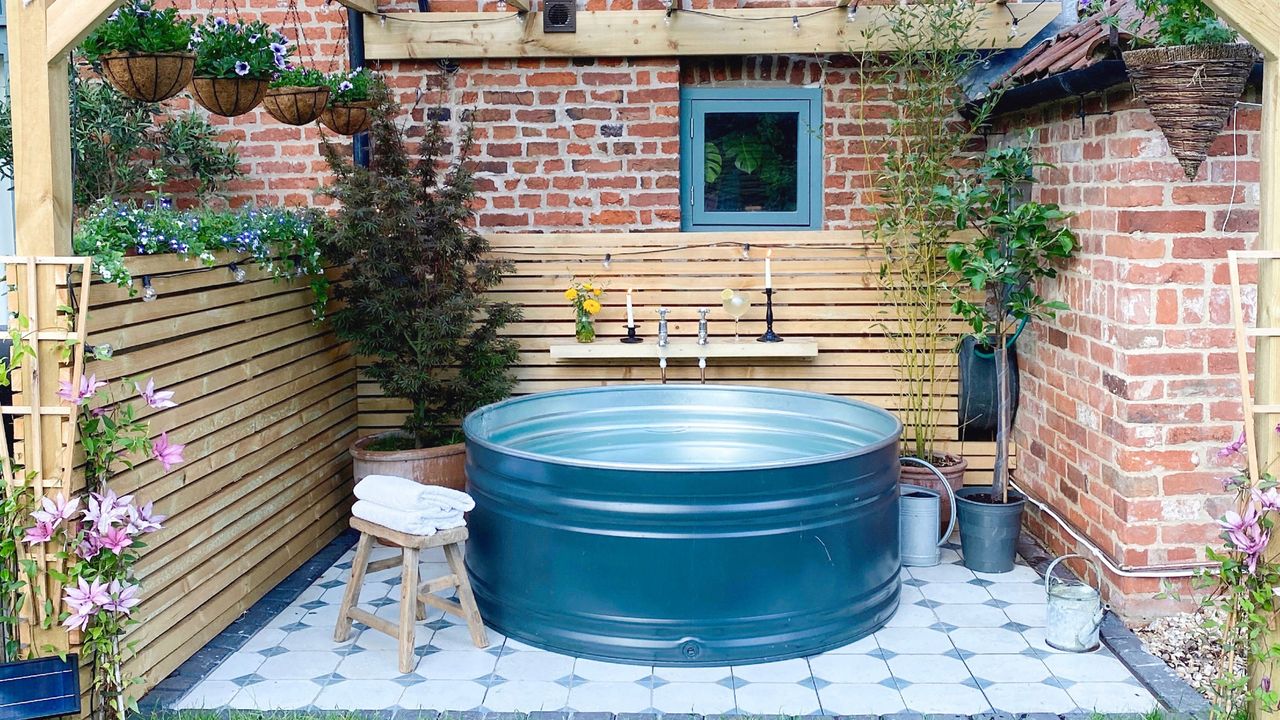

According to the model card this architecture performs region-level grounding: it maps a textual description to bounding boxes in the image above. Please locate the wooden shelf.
[549,337,819,362]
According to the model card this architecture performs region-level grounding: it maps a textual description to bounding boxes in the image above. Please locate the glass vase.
[575,310,596,343]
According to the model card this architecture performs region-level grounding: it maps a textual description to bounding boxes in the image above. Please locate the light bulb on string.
[792,14,800,32]
[142,276,157,303]
[1008,19,1019,38]
[845,4,856,22]
[741,243,751,260]
[602,252,612,270]
[87,344,114,361]
[229,262,248,283]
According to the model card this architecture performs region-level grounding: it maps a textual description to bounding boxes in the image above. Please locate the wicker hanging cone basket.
[320,101,375,135]
[263,85,331,126]
[189,76,268,118]
[98,51,196,103]
[1122,43,1260,180]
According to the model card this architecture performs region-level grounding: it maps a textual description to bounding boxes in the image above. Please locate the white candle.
[626,289,635,327]
[764,249,773,290]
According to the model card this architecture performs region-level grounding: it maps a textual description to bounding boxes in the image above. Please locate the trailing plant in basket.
[319,85,522,450]
[270,66,329,89]
[327,67,376,104]
[80,0,194,61]
[1130,0,1238,46]
[939,140,1077,504]
[192,17,291,79]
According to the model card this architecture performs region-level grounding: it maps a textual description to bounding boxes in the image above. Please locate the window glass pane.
[702,111,798,214]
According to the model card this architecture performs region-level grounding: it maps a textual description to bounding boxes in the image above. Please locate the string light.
[664,0,676,25]
[741,242,751,259]
[845,2,857,22]
[1008,18,1019,38]
[86,344,114,360]
[791,14,800,31]
[229,262,248,283]
[602,252,612,269]
[141,276,157,303]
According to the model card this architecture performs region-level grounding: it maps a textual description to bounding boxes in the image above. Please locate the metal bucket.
[898,457,956,567]
[1045,553,1104,652]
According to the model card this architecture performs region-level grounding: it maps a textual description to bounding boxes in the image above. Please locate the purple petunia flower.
[270,41,288,55]
[234,61,251,77]
[213,16,228,28]
[273,53,288,70]
[338,80,354,93]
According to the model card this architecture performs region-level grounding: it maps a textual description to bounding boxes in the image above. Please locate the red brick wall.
[994,84,1261,618]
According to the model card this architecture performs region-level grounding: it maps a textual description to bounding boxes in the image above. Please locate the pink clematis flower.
[31,494,80,527]
[1253,487,1280,512]
[136,378,177,409]
[22,521,54,545]
[56,374,107,406]
[103,580,141,615]
[1219,431,1247,458]
[99,525,133,555]
[1221,506,1260,535]
[62,606,93,632]
[1222,506,1270,573]
[151,433,184,471]
[63,578,110,614]
[125,502,165,535]
[84,490,132,532]
[76,535,102,561]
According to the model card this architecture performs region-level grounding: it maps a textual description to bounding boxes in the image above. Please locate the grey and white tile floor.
[173,542,1160,715]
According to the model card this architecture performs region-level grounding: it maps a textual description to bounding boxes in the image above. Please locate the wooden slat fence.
[358,230,1001,480]
[84,253,359,694]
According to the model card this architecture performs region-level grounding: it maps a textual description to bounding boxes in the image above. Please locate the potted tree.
[263,66,331,126]
[189,16,291,117]
[1120,0,1259,179]
[320,68,377,136]
[319,84,522,491]
[939,142,1078,573]
[82,0,195,103]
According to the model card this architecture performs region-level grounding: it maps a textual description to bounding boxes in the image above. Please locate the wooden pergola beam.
[45,0,125,62]
[361,2,1061,60]
[502,0,531,14]
[332,0,379,15]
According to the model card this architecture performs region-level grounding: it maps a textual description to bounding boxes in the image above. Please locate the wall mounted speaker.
[543,0,576,33]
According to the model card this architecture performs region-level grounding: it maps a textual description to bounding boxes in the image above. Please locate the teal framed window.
[679,87,823,231]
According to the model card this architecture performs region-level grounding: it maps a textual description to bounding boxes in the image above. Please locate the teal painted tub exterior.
[461,384,902,666]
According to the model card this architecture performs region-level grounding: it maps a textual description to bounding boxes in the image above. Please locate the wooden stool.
[334,517,489,673]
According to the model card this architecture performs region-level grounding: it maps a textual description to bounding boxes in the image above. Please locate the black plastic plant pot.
[955,486,1026,573]
[0,654,81,720]
[958,335,1019,442]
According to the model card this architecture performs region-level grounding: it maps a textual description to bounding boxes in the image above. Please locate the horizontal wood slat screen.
[357,231,1003,482]
[84,253,360,696]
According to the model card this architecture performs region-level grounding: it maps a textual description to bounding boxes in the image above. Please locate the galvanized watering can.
[1045,553,1104,652]
[898,457,956,567]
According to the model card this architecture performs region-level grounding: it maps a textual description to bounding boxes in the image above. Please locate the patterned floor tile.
[1045,652,1139,683]
[950,627,1031,654]
[809,653,893,685]
[974,564,1043,583]
[492,650,576,681]
[240,628,289,652]
[920,582,993,604]
[1003,603,1049,627]
[207,653,266,681]
[730,658,813,683]
[651,665,734,683]
[255,650,342,680]
[567,680,653,712]
[888,654,973,685]
[336,650,412,679]
[822,636,879,655]
[883,602,937,627]
[573,658,652,682]
[416,649,500,680]
[733,681,822,715]
[398,679,487,710]
[900,683,991,713]
[650,681,737,714]
[1067,681,1159,713]
[353,628,403,652]
[985,682,1077,713]
[933,603,1013,628]
[965,653,1053,684]
[481,679,570,712]
[230,679,323,709]
[907,563,978,583]
[280,626,353,653]
[175,680,242,709]
[817,682,906,715]
[314,679,406,709]
[988,582,1049,604]
[431,623,501,652]
[873,626,954,654]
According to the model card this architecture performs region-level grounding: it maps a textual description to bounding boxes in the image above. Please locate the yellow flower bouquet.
[566,280,605,343]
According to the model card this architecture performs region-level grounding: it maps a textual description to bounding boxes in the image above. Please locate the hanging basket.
[98,51,195,103]
[320,101,375,135]
[1122,43,1260,180]
[263,85,331,126]
[189,76,268,118]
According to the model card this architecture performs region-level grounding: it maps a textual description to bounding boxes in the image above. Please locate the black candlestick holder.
[758,288,783,343]
[620,324,643,343]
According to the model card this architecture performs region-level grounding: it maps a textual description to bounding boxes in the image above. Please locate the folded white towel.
[354,475,476,514]
[352,500,465,536]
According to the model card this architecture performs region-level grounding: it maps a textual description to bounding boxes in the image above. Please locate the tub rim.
[462,383,903,473]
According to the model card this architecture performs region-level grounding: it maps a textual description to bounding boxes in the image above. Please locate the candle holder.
[620,324,643,343]
[757,288,783,343]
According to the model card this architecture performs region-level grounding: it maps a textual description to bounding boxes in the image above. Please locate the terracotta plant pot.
[98,51,195,103]
[189,76,268,118]
[350,432,467,491]
[899,453,968,536]
[263,85,331,126]
[1122,43,1260,180]
[321,101,375,136]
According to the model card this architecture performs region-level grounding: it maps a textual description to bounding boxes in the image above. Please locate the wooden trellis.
[1,257,92,655]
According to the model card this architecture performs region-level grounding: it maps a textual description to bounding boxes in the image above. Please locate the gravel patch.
[1133,608,1241,702]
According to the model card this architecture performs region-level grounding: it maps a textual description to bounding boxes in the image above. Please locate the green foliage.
[270,66,330,89]
[859,0,1002,460]
[1133,0,1238,46]
[319,84,522,448]
[193,16,291,79]
[327,68,378,104]
[74,201,330,317]
[0,76,241,209]
[80,0,194,61]
[940,140,1077,500]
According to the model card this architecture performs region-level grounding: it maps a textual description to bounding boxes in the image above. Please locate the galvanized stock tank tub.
[461,384,903,666]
